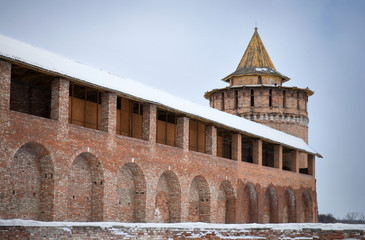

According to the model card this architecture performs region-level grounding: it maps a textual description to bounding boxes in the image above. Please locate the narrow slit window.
[305,95,307,111]
[250,89,254,107]
[221,92,225,110]
[297,92,300,110]
[234,90,239,109]
[269,89,272,107]
[283,90,286,108]
[258,76,262,84]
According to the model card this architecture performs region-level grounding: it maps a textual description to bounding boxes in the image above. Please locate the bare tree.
[345,212,359,222]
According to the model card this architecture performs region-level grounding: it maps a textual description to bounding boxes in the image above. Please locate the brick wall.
[0,223,364,240]
[210,87,309,142]
[0,59,317,224]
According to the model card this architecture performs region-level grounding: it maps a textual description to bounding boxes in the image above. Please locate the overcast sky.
[1,0,364,219]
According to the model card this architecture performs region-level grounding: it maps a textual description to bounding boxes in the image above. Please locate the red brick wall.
[210,87,309,142]
[0,59,317,224]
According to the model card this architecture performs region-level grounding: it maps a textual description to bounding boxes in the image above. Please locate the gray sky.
[1,0,364,219]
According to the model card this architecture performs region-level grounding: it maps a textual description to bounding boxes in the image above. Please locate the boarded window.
[10,64,52,118]
[116,97,143,139]
[156,109,176,146]
[217,129,232,159]
[189,119,206,153]
[69,83,101,130]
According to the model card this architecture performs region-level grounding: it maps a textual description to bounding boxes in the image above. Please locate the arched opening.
[217,180,236,223]
[9,142,54,220]
[68,152,104,222]
[241,183,258,223]
[263,186,278,223]
[283,189,296,223]
[117,162,146,222]
[154,170,181,223]
[301,191,313,222]
[188,175,210,222]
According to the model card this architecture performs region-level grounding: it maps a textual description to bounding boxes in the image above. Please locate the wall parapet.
[0,220,364,240]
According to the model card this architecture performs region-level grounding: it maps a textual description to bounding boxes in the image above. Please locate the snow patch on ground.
[62,227,72,234]
[1,219,364,231]
[108,227,134,237]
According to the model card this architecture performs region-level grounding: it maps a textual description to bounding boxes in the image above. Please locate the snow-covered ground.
[1,219,364,231]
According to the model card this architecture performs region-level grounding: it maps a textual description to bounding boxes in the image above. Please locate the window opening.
[69,83,101,130]
[262,142,274,167]
[116,96,143,139]
[210,95,214,108]
[242,136,254,163]
[269,89,272,107]
[305,95,307,111]
[283,90,286,108]
[156,109,177,146]
[258,76,262,84]
[10,64,52,119]
[250,89,255,107]
[221,92,225,110]
[235,90,239,109]
[189,119,206,153]
[282,148,296,172]
[217,129,232,159]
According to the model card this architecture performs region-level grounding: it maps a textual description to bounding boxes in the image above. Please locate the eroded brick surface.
[0,226,364,240]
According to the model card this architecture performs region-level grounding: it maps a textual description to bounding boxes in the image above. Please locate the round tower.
[205,27,313,143]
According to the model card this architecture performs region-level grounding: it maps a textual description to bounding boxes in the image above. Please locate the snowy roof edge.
[0,34,321,157]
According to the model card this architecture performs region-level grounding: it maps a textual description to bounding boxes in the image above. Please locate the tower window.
[297,92,300,110]
[235,90,239,109]
[258,76,262,84]
[283,90,286,108]
[250,89,254,107]
[269,89,272,107]
[221,92,225,110]
[305,95,307,111]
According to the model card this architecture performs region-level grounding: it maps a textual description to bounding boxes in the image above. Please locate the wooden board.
[157,120,166,144]
[71,97,85,126]
[217,135,223,157]
[120,98,130,136]
[132,113,143,139]
[85,101,97,129]
[197,122,206,153]
[166,122,176,146]
[189,120,198,151]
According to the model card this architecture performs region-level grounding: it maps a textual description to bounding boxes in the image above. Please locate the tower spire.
[236,28,275,71]
[222,28,289,83]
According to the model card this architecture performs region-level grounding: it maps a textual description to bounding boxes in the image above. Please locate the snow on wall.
[0,34,320,157]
